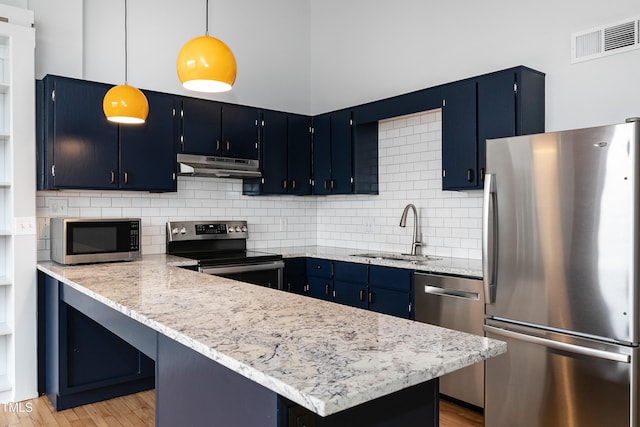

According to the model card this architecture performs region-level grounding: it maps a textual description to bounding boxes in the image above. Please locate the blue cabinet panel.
[119,90,177,192]
[46,77,119,189]
[330,110,353,194]
[221,103,259,159]
[180,97,222,155]
[287,113,312,195]
[307,276,333,301]
[307,258,333,279]
[369,286,411,319]
[312,114,332,195]
[442,80,478,190]
[333,261,368,283]
[369,265,413,292]
[260,110,288,194]
[334,280,368,309]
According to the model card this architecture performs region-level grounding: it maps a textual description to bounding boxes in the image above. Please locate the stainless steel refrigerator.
[483,120,640,427]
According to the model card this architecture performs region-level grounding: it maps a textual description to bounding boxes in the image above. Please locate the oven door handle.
[199,260,285,275]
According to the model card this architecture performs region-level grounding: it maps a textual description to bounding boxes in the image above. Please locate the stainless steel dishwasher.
[414,272,485,408]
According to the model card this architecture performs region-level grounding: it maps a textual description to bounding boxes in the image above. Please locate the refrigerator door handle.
[482,173,497,303]
[483,325,631,363]
[423,285,480,301]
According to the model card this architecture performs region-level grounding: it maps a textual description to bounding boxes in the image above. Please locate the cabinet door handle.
[110,171,116,184]
[287,283,291,292]
[467,169,474,182]
[324,180,328,190]
[216,140,221,151]
[283,179,288,190]
[314,264,322,270]
[291,180,296,190]
[325,283,330,295]
[480,168,485,182]
[359,290,365,302]
[226,141,230,151]
[368,291,374,304]
[123,171,129,184]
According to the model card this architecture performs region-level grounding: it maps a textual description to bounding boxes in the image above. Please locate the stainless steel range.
[166,220,284,289]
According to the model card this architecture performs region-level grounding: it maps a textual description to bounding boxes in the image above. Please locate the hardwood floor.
[0,391,482,426]
[440,399,484,427]
[0,390,155,427]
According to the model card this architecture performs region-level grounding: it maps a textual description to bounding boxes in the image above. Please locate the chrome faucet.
[399,203,421,255]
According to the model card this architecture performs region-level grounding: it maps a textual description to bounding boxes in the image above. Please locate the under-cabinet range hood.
[177,153,261,179]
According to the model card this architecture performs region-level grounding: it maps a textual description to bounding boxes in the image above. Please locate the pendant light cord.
[205,0,210,36]
[124,0,129,84]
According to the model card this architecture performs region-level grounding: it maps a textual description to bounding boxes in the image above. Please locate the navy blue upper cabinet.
[37,75,177,192]
[442,80,478,190]
[442,66,545,191]
[312,110,378,196]
[242,111,311,196]
[180,98,259,159]
[119,90,178,192]
[180,97,222,155]
[221,104,259,159]
[39,76,118,190]
[287,114,312,195]
[311,113,333,195]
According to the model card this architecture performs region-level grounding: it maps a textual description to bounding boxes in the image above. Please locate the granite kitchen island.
[37,255,505,426]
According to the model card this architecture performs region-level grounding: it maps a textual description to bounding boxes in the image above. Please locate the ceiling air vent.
[571,16,639,63]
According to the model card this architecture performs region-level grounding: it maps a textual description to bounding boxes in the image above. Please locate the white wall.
[309,0,640,130]
[28,0,312,114]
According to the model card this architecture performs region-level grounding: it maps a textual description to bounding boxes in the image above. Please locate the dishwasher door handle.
[423,285,480,301]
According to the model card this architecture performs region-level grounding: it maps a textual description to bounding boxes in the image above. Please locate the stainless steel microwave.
[50,218,141,265]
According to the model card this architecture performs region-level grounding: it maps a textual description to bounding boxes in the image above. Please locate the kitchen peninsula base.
[40,274,438,426]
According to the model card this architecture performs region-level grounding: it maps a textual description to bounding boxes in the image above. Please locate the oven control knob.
[180,227,186,234]
[241,225,247,232]
[228,226,235,233]
[235,226,242,232]
[172,227,179,235]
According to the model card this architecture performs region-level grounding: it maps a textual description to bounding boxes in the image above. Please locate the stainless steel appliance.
[166,220,284,289]
[483,120,640,427]
[414,273,484,408]
[177,153,261,179]
[50,217,141,265]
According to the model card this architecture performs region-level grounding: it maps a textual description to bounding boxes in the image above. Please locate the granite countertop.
[38,254,503,417]
[272,245,483,278]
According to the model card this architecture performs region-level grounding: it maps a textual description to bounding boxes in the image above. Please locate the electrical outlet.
[37,217,50,239]
[49,199,67,216]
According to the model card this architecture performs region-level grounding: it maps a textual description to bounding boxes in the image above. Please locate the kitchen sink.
[350,252,441,264]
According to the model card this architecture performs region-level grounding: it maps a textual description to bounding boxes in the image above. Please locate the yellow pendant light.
[176,0,237,93]
[103,0,149,124]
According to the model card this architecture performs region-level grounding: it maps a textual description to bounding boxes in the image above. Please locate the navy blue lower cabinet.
[307,275,333,301]
[38,272,154,410]
[334,280,368,309]
[283,257,307,294]
[368,265,414,319]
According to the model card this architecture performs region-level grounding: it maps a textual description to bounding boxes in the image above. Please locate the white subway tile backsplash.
[36,109,482,262]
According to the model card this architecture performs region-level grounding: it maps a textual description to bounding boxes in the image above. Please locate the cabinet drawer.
[333,261,368,283]
[369,265,413,292]
[306,258,332,278]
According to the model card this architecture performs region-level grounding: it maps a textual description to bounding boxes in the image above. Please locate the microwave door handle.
[482,173,497,303]
[483,325,630,363]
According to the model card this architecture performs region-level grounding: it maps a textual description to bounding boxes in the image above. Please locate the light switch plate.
[14,217,36,235]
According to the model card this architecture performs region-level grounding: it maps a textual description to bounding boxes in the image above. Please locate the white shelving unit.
[0,4,36,403]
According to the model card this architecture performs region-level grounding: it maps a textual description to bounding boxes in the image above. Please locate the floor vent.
[571,16,639,63]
